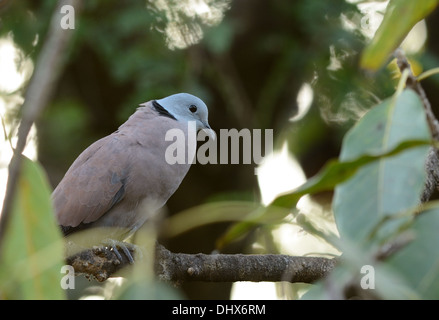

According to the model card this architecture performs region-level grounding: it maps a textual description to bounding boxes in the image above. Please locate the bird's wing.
[52,134,131,228]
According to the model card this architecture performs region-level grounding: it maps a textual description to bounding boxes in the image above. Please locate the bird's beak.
[201,122,216,140]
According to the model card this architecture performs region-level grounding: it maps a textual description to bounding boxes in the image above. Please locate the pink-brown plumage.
[52,94,210,246]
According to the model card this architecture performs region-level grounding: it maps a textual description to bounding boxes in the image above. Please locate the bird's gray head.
[155,93,211,132]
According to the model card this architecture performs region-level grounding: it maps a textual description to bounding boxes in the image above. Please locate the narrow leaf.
[361,0,439,71]
[271,139,429,209]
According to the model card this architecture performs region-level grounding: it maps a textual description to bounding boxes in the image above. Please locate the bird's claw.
[103,239,140,264]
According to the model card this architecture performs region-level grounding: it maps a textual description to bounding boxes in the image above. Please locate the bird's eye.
[189,105,197,113]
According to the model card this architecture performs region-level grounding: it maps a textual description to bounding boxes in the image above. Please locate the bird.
[52,93,212,263]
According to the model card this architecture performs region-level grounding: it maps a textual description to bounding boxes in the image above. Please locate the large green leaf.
[333,89,430,243]
[388,207,439,299]
[361,0,439,71]
[301,259,418,300]
[0,156,65,299]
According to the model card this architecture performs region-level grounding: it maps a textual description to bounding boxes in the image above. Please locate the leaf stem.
[395,68,410,98]
[417,67,439,82]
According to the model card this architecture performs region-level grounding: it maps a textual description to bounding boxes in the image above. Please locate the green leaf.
[388,208,439,299]
[333,89,430,243]
[217,89,430,249]
[115,279,183,300]
[217,138,430,249]
[302,253,419,299]
[164,201,261,239]
[0,156,65,299]
[360,0,439,71]
[271,139,429,210]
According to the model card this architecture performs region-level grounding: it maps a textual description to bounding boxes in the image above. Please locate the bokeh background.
[1,0,439,299]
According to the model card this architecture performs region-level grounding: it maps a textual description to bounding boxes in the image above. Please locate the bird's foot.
[102,239,141,264]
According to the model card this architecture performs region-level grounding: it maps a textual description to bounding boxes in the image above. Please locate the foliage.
[361,0,439,71]
[0,157,65,299]
[1,0,439,300]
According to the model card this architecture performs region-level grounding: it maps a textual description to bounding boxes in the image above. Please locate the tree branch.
[66,244,337,284]
[394,48,439,140]
[422,147,439,202]
[394,49,439,203]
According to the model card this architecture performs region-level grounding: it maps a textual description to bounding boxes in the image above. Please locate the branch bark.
[66,244,337,284]
[394,48,439,140]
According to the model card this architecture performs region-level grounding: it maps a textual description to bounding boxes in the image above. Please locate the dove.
[52,93,212,262]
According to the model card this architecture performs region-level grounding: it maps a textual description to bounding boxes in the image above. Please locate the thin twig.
[394,48,439,140]
[0,0,82,252]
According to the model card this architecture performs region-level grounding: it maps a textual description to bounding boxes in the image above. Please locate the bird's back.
[52,102,193,240]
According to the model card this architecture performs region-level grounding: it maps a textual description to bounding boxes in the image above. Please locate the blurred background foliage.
[1,0,439,299]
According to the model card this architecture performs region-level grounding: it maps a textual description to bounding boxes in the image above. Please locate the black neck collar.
[151,100,177,121]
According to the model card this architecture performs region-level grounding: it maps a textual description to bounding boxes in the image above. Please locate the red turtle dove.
[52,93,212,262]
